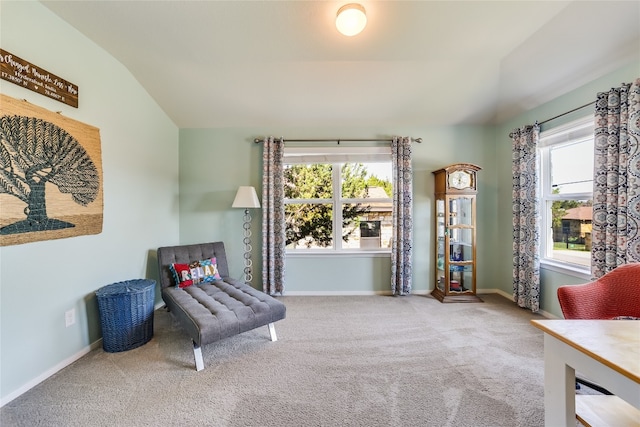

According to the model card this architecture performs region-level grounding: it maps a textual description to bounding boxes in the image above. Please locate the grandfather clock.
[432,163,482,303]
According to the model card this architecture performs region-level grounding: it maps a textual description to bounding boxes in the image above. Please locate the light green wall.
[178,62,639,308]
[495,60,640,318]
[0,2,180,403]
[178,125,500,294]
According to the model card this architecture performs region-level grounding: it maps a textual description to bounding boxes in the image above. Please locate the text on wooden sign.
[0,49,78,108]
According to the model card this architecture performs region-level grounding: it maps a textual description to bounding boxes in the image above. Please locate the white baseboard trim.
[3,301,166,407]
[478,288,510,298]
[283,290,394,296]
[283,289,505,297]
[1,338,102,408]
[479,288,557,319]
[537,309,558,319]
[282,290,434,296]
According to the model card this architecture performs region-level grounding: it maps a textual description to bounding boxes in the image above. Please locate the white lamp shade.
[232,186,261,208]
[336,3,367,36]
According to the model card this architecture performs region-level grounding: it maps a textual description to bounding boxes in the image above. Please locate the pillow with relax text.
[170,257,222,288]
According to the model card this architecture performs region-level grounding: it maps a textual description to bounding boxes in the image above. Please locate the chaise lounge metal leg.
[268,322,278,342]
[193,341,204,371]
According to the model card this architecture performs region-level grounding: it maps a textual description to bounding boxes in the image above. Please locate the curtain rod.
[538,100,596,125]
[253,137,422,144]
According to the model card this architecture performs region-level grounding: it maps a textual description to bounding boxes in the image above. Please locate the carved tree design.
[0,115,99,235]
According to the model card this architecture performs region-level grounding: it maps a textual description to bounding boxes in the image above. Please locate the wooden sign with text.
[0,49,78,108]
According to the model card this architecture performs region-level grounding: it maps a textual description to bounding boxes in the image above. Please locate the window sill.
[286,250,391,258]
[540,259,591,280]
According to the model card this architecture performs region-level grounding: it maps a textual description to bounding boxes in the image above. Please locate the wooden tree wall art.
[0,94,103,246]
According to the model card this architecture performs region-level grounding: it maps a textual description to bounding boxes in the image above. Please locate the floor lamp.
[232,186,261,283]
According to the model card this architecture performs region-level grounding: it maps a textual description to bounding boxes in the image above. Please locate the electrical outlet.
[65,308,75,327]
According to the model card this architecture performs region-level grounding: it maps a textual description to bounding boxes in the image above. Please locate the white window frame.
[539,116,593,279]
[283,146,392,256]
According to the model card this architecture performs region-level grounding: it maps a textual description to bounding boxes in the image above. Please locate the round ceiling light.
[335,3,367,36]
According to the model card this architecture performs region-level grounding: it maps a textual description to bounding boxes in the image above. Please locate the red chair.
[557,262,640,394]
[557,263,640,320]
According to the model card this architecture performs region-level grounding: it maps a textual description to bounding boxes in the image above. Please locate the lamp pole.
[242,208,253,282]
[232,186,261,283]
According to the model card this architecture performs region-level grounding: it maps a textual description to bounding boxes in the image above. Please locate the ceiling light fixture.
[336,3,367,36]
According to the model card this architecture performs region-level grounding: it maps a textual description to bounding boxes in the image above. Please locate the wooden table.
[531,319,640,427]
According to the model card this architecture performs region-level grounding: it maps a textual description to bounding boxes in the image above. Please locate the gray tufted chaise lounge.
[157,241,286,371]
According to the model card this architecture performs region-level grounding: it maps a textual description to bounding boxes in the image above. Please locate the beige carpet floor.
[1,293,595,426]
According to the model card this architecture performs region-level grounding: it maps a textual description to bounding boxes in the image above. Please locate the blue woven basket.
[96,279,155,353]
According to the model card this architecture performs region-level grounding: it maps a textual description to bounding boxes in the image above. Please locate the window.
[283,147,392,253]
[539,116,594,274]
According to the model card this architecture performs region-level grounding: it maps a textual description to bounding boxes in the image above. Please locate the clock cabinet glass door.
[435,195,477,299]
[435,197,446,293]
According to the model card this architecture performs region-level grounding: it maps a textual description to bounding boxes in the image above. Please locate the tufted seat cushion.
[161,276,286,347]
[157,242,286,368]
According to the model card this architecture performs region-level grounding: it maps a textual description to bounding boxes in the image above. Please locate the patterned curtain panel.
[261,136,286,295]
[391,136,413,295]
[510,124,541,312]
[592,79,640,278]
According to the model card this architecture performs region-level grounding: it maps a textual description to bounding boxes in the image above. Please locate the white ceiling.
[41,1,640,128]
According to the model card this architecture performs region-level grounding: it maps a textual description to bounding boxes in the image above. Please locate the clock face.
[448,170,472,189]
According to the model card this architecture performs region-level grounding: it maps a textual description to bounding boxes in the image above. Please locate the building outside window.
[283,147,392,253]
[539,116,594,274]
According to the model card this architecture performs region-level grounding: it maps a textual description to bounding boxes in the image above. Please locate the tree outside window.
[284,162,392,251]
